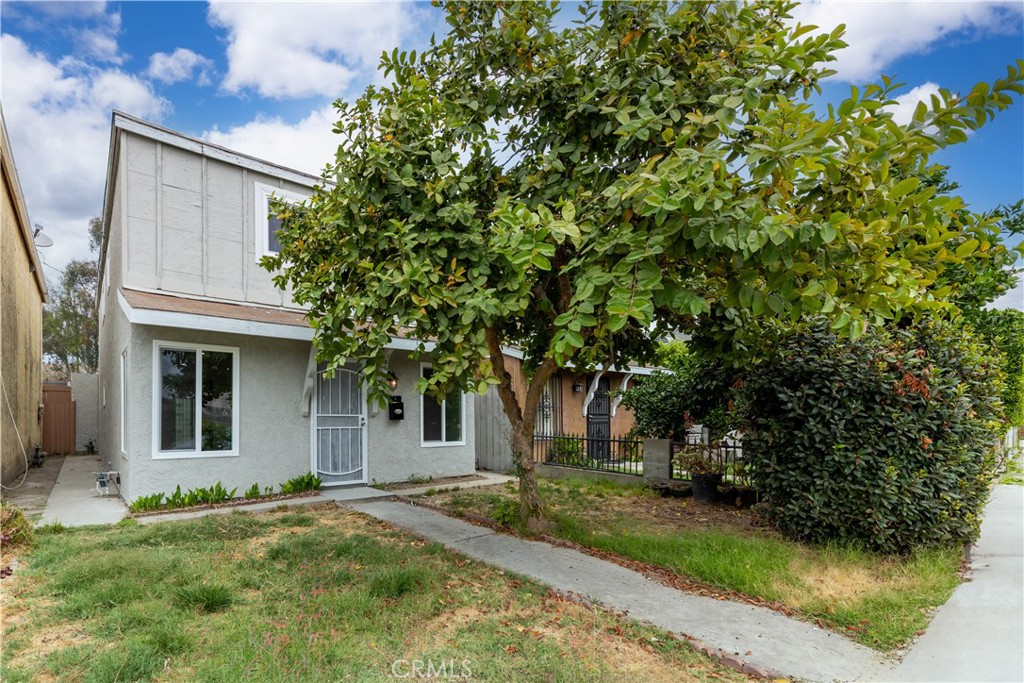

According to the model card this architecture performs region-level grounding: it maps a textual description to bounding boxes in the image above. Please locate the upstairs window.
[254,182,308,259]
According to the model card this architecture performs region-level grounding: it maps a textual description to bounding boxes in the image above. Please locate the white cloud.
[207,1,422,99]
[790,1,1023,82]
[0,34,167,271]
[147,48,215,86]
[883,82,942,126]
[990,272,1024,311]
[202,105,341,177]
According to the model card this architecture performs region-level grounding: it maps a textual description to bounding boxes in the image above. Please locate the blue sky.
[2,0,1022,308]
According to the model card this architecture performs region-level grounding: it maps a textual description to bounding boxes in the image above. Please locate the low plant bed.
[1,504,748,682]
[428,477,963,651]
[129,489,321,517]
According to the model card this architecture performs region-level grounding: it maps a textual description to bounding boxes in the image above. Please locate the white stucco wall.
[123,325,312,501]
[365,353,476,484]
[71,372,100,453]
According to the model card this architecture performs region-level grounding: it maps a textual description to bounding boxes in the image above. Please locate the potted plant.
[674,442,725,503]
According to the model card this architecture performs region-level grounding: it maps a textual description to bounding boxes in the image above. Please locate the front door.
[314,362,366,485]
[587,376,611,461]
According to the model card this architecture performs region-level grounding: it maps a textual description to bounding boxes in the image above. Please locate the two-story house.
[96,112,475,502]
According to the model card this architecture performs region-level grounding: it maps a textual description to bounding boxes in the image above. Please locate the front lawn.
[428,477,963,651]
[1,503,746,683]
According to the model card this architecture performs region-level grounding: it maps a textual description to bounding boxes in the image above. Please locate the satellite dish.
[32,223,54,248]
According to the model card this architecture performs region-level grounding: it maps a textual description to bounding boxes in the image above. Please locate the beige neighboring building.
[1,107,48,485]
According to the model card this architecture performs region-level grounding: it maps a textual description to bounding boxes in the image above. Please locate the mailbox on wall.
[388,396,405,420]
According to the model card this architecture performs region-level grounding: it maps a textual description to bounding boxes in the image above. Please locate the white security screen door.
[314,362,366,484]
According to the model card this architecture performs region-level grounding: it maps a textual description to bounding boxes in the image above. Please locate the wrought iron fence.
[670,436,749,486]
[537,433,644,476]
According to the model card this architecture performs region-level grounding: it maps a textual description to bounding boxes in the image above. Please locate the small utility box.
[388,397,405,420]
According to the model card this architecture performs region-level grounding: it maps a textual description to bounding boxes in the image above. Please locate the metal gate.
[313,363,366,485]
[42,383,76,455]
[586,376,611,460]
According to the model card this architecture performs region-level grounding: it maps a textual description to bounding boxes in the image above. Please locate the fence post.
[642,439,672,485]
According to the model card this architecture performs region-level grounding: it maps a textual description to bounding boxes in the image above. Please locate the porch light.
[386,371,399,391]
[572,381,584,393]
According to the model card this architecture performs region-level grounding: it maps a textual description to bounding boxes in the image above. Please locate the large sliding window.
[153,341,238,458]
[420,364,464,446]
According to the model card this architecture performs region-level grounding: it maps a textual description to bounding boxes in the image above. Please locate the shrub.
[0,501,32,549]
[129,493,165,513]
[491,498,521,528]
[546,436,585,465]
[620,352,737,441]
[737,319,1003,553]
[244,483,261,500]
[279,472,323,495]
[968,308,1024,426]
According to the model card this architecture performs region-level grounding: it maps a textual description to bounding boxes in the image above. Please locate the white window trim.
[151,340,240,460]
[120,348,128,459]
[419,363,466,448]
[254,182,309,262]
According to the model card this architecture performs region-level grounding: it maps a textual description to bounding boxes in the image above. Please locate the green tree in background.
[265,0,1023,519]
[43,218,101,379]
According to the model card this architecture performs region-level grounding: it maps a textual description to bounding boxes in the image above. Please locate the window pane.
[160,349,196,451]
[423,395,443,442]
[267,214,283,252]
[422,366,442,442]
[444,389,462,442]
[201,351,233,451]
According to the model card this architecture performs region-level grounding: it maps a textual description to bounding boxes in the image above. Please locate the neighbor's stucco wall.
[122,325,312,501]
[1,127,45,485]
[366,352,476,484]
[71,372,100,454]
[120,132,311,308]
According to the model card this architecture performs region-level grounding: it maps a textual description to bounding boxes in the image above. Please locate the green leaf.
[955,240,979,259]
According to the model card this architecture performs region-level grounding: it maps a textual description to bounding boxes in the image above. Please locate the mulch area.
[373,473,488,491]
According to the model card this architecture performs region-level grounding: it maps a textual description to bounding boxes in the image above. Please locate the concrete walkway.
[351,499,889,682]
[21,462,512,527]
[890,485,1024,683]
[38,455,128,527]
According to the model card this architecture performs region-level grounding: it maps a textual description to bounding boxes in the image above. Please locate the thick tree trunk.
[485,327,557,522]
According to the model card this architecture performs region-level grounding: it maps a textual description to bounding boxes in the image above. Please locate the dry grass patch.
[428,475,963,651]
[1,503,748,683]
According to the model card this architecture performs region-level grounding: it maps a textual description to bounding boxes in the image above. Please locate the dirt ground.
[1,455,64,521]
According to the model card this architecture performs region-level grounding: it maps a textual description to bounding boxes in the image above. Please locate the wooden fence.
[42,384,76,455]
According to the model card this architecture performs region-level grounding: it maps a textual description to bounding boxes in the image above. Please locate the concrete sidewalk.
[350,499,889,682]
[890,484,1024,683]
[37,455,129,527]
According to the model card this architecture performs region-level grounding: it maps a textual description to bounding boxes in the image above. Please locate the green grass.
[1000,449,1024,485]
[2,505,744,683]
[434,476,963,651]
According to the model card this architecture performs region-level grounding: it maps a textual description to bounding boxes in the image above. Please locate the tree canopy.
[265,0,1023,517]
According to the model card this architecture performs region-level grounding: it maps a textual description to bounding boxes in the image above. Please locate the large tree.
[43,217,102,379]
[265,0,1022,519]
